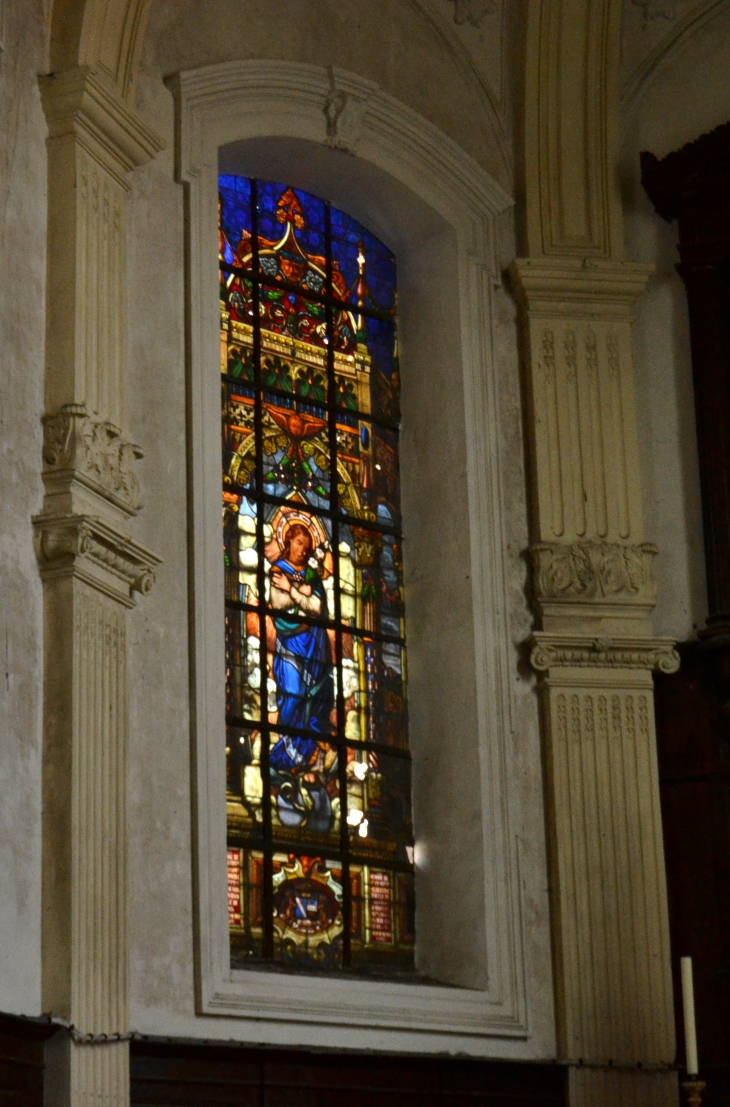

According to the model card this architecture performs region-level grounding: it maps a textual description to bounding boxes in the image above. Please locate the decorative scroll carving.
[449,0,496,26]
[530,633,680,674]
[531,540,658,603]
[43,403,143,513]
[33,513,161,606]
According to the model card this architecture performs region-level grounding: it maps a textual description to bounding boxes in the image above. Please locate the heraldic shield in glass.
[220,176,415,974]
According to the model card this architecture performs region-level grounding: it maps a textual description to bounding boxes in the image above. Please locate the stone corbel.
[43,403,144,515]
[530,632,680,675]
[33,513,161,607]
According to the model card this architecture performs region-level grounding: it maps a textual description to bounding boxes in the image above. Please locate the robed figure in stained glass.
[268,521,337,833]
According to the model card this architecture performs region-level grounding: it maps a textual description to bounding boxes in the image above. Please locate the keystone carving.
[323,80,370,154]
[43,403,143,513]
[531,540,658,604]
[33,514,161,606]
[530,634,680,674]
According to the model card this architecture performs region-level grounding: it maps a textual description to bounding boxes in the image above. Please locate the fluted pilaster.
[510,250,679,1106]
[37,65,163,1107]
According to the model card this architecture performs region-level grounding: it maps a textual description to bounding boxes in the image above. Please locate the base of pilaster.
[568,1066,678,1107]
[44,1034,129,1107]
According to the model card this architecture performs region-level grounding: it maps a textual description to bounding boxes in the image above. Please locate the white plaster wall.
[126,78,195,1027]
[127,0,552,1055]
[490,273,555,1052]
[0,0,49,1017]
[142,0,511,192]
[622,2,730,641]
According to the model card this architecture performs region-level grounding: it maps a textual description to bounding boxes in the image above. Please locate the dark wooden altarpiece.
[643,122,730,1104]
[0,1013,55,1106]
[129,1039,566,1107]
[0,1013,567,1106]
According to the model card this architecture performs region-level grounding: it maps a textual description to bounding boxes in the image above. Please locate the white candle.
[681,956,699,1076]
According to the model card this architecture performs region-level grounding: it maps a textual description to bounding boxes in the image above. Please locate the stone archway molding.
[175,58,526,1046]
[49,0,153,103]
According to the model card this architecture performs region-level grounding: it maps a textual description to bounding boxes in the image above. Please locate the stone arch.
[49,0,152,100]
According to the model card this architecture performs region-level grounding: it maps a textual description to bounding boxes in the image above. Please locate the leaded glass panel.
[221,176,414,974]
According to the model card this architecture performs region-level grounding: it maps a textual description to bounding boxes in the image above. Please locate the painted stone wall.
[622,1,730,641]
[0,0,49,1018]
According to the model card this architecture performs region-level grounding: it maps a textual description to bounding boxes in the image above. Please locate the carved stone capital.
[530,633,680,674]
[33,513,162,607]
[43,404,144,515]
[531,540,658,607]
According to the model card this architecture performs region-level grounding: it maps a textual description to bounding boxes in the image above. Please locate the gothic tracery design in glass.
[220,176,414,974]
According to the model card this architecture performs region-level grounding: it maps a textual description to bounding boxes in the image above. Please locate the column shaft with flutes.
[514,2,679,1102]
[36,66,163,1106]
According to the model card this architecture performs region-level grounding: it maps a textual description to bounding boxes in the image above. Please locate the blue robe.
[270,559,334,776]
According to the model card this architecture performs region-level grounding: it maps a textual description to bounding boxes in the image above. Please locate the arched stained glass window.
[220,177,414,974]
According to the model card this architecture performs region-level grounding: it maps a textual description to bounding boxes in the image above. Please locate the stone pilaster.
[37,66,163,1106]
[510,258,679,1106]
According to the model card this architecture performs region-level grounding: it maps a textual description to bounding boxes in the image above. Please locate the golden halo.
[272,507,328,552]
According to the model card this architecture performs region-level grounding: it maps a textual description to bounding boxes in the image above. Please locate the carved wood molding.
[43,403,144,515]
[33,513,161,607]
[531,540,658,605]
[530,632,680,674]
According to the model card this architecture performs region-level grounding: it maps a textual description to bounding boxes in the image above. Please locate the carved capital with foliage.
[43,404,144,514]
[531,540,658,607]
[33,513,161,607]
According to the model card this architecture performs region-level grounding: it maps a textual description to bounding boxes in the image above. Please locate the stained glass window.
[220,177,414,974]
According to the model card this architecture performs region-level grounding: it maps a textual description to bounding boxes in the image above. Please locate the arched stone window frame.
[174,59,527,1048]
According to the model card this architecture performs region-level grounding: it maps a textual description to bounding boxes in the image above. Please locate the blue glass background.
[256,180,326,263]
[331,207,396,315]
[219,175,252,259]
[363,317,397,381]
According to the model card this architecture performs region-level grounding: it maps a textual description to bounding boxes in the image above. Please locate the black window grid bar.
[223,480,404,538]
[223,600,406,648]
[222,374,402,434]
[220,260,397,323]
